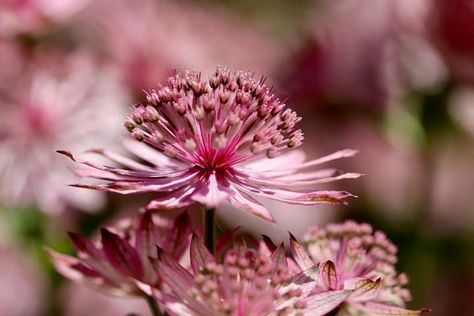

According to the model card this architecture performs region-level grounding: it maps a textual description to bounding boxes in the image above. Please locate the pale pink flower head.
[290,221,429,315]
[49,210,192,296]
[0,54,127,214]
[62,68,359,222]
[157,234,353,316]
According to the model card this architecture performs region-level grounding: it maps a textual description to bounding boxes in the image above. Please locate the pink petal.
[241,150,307,171]
[304,290,353,315]
[146,187,196,210]
[227,188,274,222]
[155,247,195,300]
[87,147,155,171]
[321,261,339,290]
[191,173,231,207]
[348,278,382,302]
[190,233,215,275]
[164,211,193,260]
[68,232,104,261]
[101,228,144,280]
[289,233,314,271]
[134,211,156,262]
[122,138,182,168]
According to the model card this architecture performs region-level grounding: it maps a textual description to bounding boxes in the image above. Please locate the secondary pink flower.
[290,221,430,315]
[49,210,192,296]
[156,234,354,316]
[0,54,126,214]
[61,68,359,222]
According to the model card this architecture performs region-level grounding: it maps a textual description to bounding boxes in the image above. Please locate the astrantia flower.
[290,221,430,315]
[48,211,192,296]
[0,55,126,213]
[156,234,352,316]
[61,68,359,221]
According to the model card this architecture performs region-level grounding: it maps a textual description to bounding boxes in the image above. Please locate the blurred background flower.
[0,0,473,315]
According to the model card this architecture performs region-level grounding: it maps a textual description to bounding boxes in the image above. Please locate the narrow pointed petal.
[216,226,240,255]
[101,228,144,280]
[155,247,195,298]
[164,211,193,260]
[228,188,274,222]
[270,243,288,272]
[321,261,339,290]
[304,289,353,315]
[348,278,382,302]
[68,232,103,260]
[190,233,216,274]
[289,233,313,271]
[135,211,156,262]
[191,173,230,207]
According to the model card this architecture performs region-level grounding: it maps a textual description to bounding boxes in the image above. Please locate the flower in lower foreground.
[156,233,359,316]
[290,221,430,315]
[48,210,192,296]
[60,68,360,222]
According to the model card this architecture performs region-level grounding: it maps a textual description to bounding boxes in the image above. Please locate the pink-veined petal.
[227,188,274,222]
[304,289,353,315]
[191,173,231,207]
[190,233,216,275]
[289,233,314,271]
[101,228,144,280]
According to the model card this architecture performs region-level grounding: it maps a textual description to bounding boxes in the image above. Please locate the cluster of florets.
[124,68,303,163]
[156,236,317,316]
[304,221,411,305]
[286,221,428,315]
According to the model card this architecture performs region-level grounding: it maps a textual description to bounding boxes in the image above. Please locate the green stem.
[144,294,165,316]
[204,207,216,255]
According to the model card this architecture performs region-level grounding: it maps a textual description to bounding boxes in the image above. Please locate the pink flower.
[0,54,127,213]
[156,233,354,316]
[49,210,192,296]
[290,221,430,315]
[61,68,359,222]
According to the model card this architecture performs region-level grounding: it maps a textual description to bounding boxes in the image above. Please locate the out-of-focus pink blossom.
[0,0,90,36]
[61,68,359,222]
[282,0,447,111]
[49,210,192,296]
[282,0,397,111]
[429,0,474,84]
[156,233,352,316]
[290,221,429,315]
[0,54,127,214]
[87,0,283,93]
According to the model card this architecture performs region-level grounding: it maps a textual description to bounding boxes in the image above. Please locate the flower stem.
[144,294,165,316]
[204,207,216,255]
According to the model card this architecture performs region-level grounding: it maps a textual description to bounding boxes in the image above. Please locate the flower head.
[290,221,430,315]
[157,234,350,316]
[48,211,192,296]
[61,68,359,222]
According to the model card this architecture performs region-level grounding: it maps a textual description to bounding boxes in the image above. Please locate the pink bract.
[60,68,360,222]
[290,220,430,315]
[48,211,192,297]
